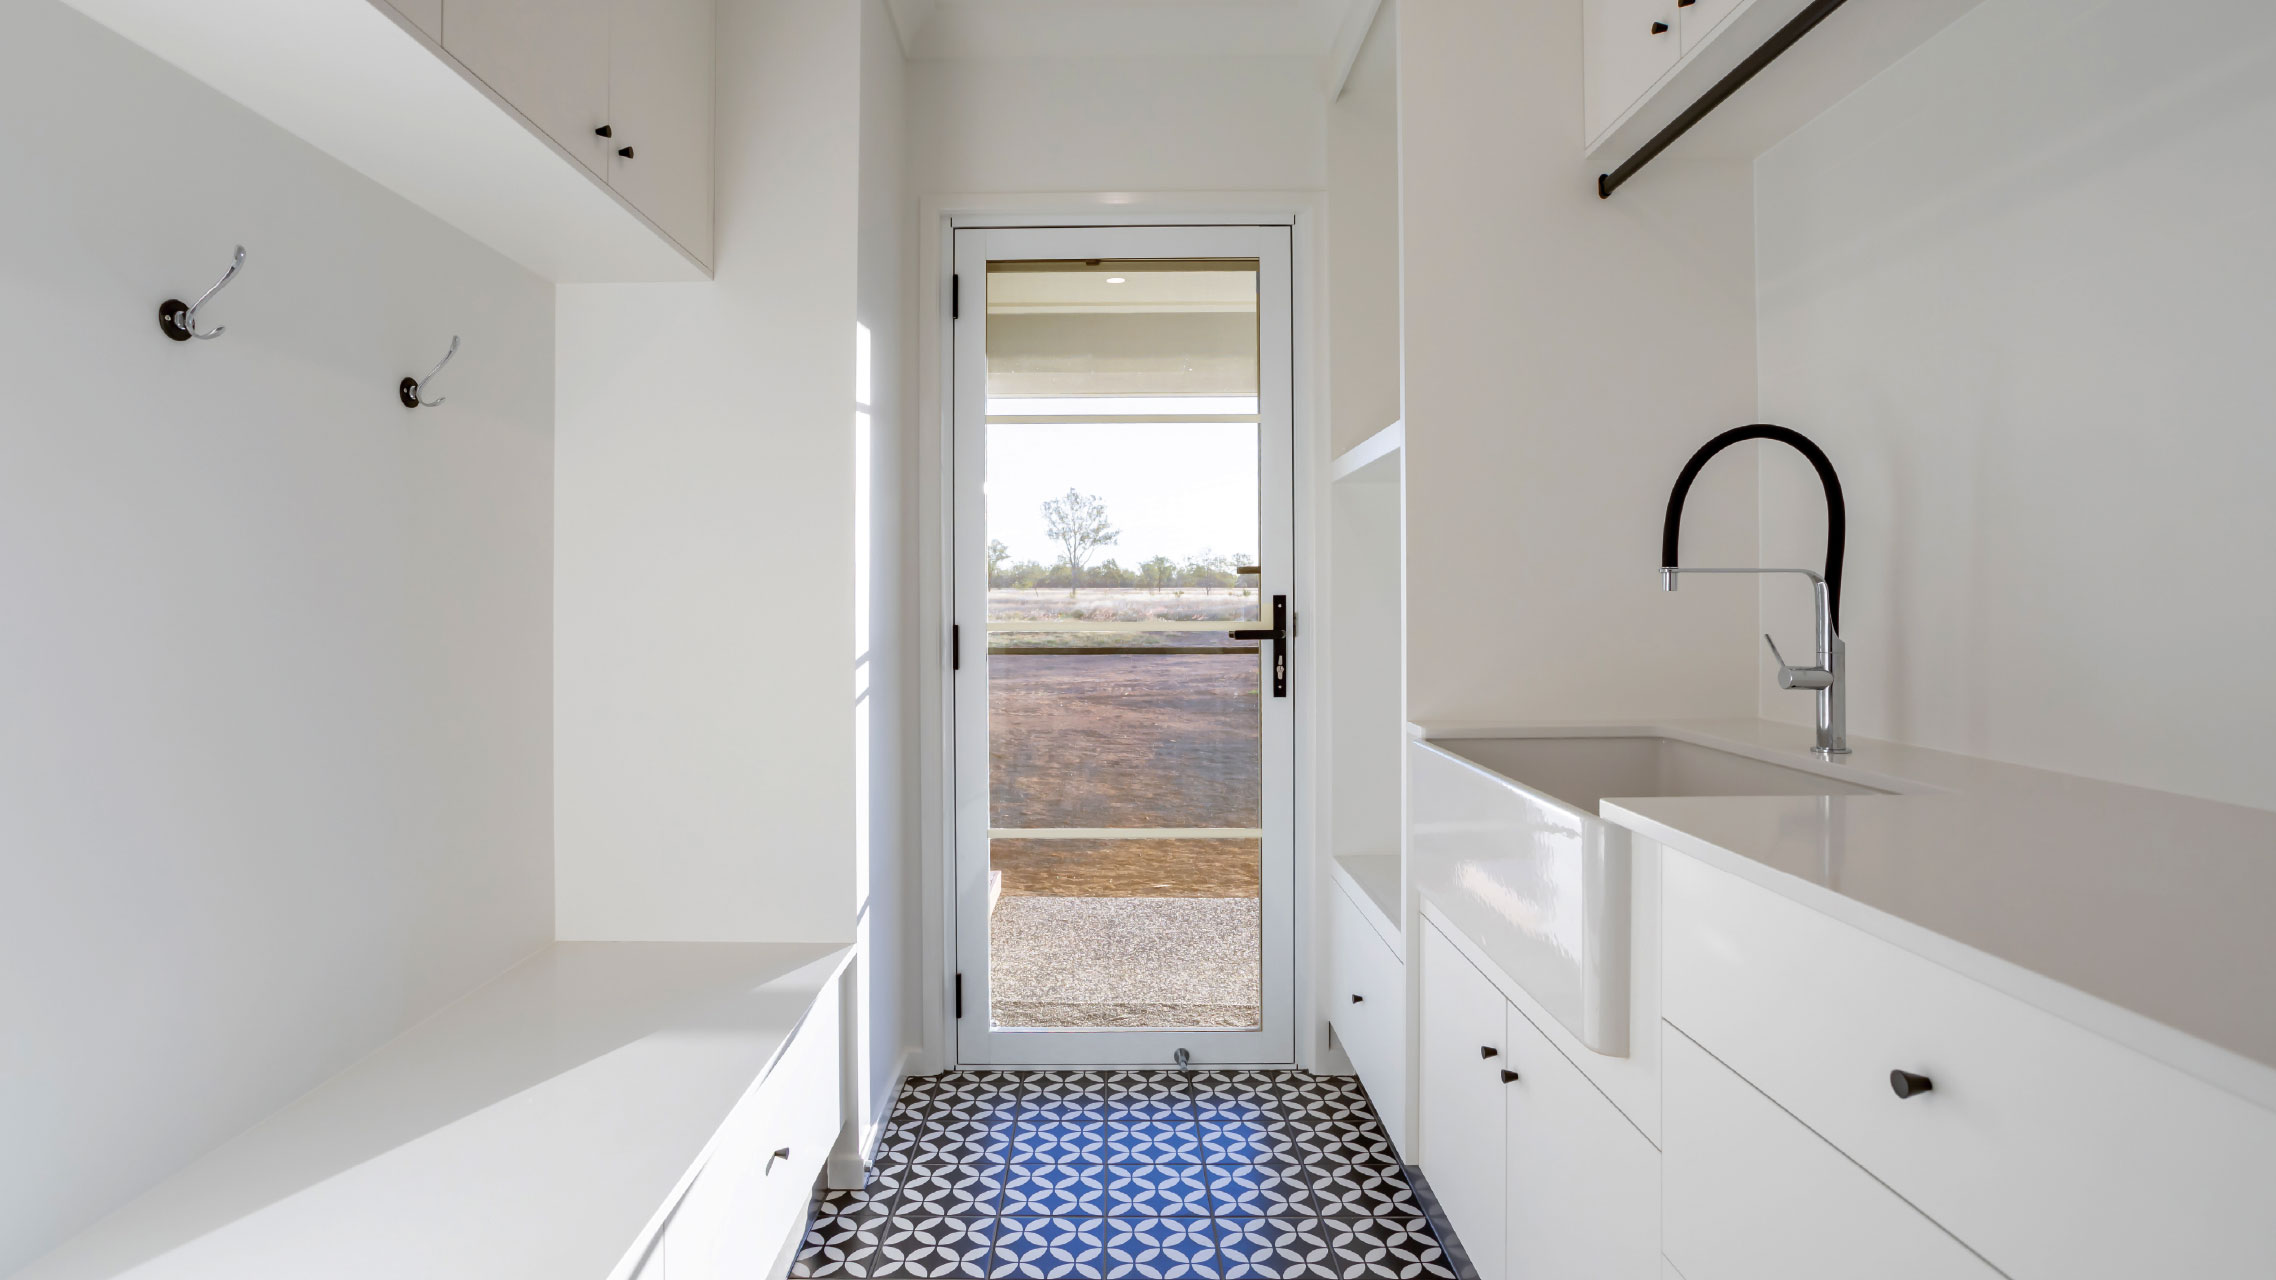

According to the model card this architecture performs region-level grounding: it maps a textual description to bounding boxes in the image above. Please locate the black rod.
[1598,0,1853,199]
[1662,424,1845,631]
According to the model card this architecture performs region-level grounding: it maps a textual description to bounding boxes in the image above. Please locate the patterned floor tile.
[1199,1119,1301,1164]
[1204,1163,1312,1217]
[992,1216,1108,1278]
[1105,1163,1213,1217]
[1215,1217,1342,1280]
[884,1214,998,1278]
[1106,1118,1205,1164]
[1104,1216,1222,1278]
[1011,1118,1109,1162]
[1326,1216,1456,1278]
[1002,1161,1109,1216]
[899,1162,1009,1215]
[791,1206,899,1277]
[795,1072,1448,1280]
[1308,1163,1419,1218]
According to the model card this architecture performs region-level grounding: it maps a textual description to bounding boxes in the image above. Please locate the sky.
[986,404,1259,569]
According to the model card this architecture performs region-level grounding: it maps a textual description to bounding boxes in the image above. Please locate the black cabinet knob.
[1480,1046,1499,1059]
[617,146,635,159]
[1677,0,1696,7]
[1651,21,1671,34]
[1890,1069,1934,1099]
[1500,1069,1521,1084]
[1351,993,1364,1004]
[595,124,613,138]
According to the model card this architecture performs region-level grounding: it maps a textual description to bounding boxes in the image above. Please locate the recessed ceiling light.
[1105,276,1126,284]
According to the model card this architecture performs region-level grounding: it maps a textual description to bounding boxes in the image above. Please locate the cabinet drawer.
[1329,880,1407,1150]
[1664,1025,1997,1280]
[1664,854,2276,1279]
[665,993,842,1280]
[1418,920,1508,1280]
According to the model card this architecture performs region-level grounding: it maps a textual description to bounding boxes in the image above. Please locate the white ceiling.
[887,0,1382,90]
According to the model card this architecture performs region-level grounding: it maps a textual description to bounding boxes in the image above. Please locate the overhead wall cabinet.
[1582,0,1992,178]
[62,0,715,281]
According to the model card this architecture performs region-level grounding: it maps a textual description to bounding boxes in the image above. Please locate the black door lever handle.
[1228,594,1289,697]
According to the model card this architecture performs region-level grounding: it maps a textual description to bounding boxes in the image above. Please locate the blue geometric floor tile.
[793,1071,1448,1280]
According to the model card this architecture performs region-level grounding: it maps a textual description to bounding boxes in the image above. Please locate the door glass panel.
[983,257,1263,1031]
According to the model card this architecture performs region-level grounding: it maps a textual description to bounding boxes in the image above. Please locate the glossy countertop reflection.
[1410,719,2276,1096]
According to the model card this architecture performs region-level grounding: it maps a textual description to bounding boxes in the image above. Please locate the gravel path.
[989,895,1261,1029]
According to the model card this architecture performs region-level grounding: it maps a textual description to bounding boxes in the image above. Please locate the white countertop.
[14,942,851,1280]
[1411,718,2276,1106]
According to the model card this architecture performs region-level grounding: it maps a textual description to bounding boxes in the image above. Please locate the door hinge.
[952,274,960,320]
[952,623,961,671]
[954,973,964,1019]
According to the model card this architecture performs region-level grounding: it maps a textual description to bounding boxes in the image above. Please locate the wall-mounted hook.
[400,335,459,408]
[160,245,245,341]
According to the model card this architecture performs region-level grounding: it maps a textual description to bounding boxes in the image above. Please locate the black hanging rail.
[1598,0,1853,200]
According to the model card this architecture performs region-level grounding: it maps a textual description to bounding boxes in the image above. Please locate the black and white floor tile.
[792,1070,1455,1279]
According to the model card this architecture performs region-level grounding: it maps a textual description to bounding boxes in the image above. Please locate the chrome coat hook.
[400,335,459,408]
[159,245,245,341]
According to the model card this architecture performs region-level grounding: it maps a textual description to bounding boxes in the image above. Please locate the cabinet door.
[444,0,611,175]
[1676,0,1747,52]
[1417,921,1508,1280]
[606,0,715,262]
[1583,0,1683,143]
[1503,1003,1657,1280]
[1328,882,1407,1153]
[1663,1026,1998,1280]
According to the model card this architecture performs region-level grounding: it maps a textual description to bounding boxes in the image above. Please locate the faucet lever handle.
[1764,633,1834,691]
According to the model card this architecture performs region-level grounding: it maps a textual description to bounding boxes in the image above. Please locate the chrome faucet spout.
[1660,426,1851,757]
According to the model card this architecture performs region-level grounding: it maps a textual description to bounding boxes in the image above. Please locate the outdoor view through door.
[954,224,1294,1065]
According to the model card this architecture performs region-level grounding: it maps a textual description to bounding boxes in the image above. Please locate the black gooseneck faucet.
[1661,425,1850,757]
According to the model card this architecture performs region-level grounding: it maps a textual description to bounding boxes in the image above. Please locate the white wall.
[1328,0,1401,456]
[554,0,865,941]
[1398,0,1760,725]
[855,0,917,1141]
[1755,0,2276,812]
[0,4,555,1271]
[907,54,1327,195]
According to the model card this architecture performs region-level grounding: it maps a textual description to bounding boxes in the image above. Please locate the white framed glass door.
[952,224,1295,1066]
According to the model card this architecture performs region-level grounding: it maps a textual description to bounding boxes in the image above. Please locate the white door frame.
[951,223,1295,1067]
[916,195,1328,1075]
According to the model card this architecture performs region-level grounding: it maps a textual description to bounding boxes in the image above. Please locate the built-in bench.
[17,943,851,1280]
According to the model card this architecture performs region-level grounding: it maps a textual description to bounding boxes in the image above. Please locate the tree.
[1140,555,1179,593]
[986,539,1011,588]
[1041,489,1119,597]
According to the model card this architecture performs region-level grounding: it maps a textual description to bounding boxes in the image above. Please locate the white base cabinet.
[1663,854,2276,1279]
[1418,919,1656,1280]
[1327,877,1408,1152]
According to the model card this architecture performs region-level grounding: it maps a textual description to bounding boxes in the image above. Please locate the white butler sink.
[1409,733,1885,1056]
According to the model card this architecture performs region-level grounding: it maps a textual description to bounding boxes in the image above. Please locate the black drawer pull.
[617,146,635,159]
[595,124,613,138]
[1500,1069,1521,1084]
[1889,1070,1934,1099]
[1651,21,1670,33]
[1480,1046,1499,1059]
